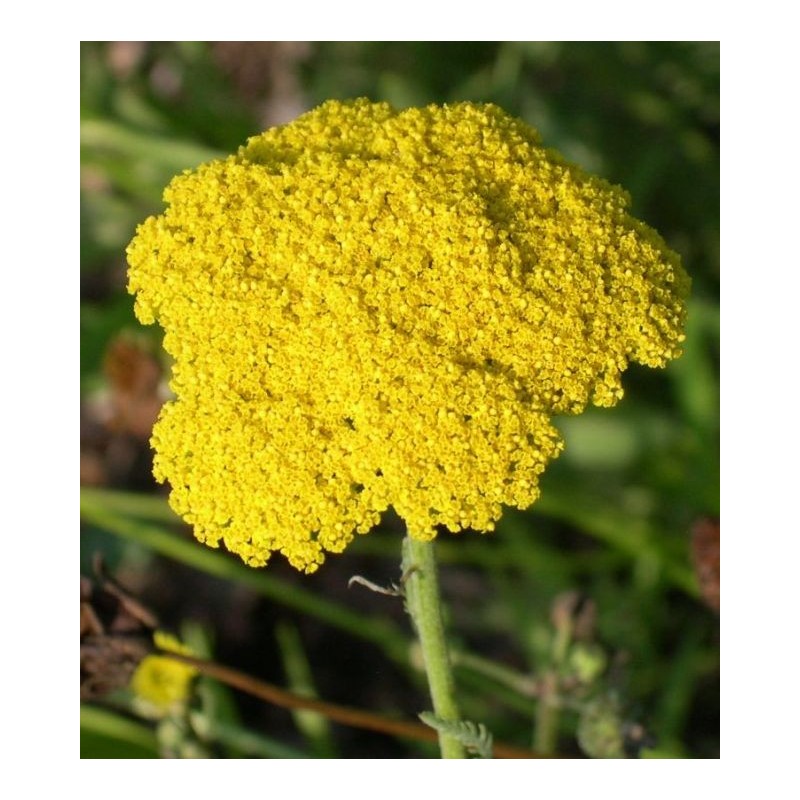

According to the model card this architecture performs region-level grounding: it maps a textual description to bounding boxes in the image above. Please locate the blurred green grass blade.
[80,705,158,758]
[81,119,224,174]
[275,621,336,757]
[188,712,308,759]
[81,487,177,524]
[91,622,304,759]
[180,622,248,757]
[452,650,535,702]
[457,665,535,718]
[80,488,409,665]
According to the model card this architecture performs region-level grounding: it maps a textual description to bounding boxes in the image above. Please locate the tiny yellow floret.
[127,100,689,573]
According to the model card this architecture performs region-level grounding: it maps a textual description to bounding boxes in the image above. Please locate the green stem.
[401,535,465,759]
[534,675,559,755]
[534,602,572,754]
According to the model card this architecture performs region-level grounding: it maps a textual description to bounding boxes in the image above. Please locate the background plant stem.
[534,599,572,754]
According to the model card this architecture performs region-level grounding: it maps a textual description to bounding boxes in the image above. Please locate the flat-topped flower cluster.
[127,99,689,572]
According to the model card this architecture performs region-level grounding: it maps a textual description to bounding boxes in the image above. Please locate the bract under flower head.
[127,99,689,573]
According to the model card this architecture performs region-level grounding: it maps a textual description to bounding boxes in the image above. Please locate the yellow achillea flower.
[130,631,198,711]
[127,99,689,573]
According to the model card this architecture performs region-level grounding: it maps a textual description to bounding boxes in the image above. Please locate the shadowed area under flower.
[127,99,689,573]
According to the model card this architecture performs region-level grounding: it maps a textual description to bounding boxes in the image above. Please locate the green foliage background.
[80,42,719,759]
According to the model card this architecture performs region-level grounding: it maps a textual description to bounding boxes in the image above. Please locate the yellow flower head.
[127,100,689,573]
[130,631,198,712]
